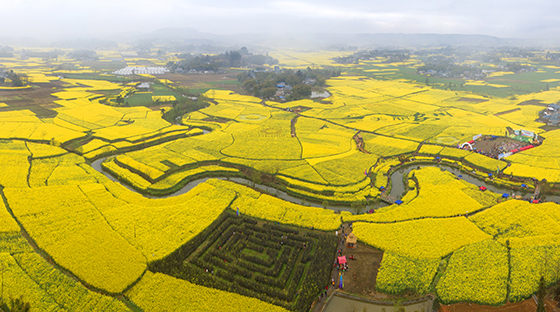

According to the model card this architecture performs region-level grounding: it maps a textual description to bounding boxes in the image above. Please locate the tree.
[425,77,429,86]
[242,79,257,92]
[292,84,311,100]
[392,302,405,312]
[251,170,262,186]
[540,179,551,200]
[350,200,365,214]
[431,297,441,311]
[227,51,242,66]
[555,261,560,300]
[315,74,326,86]
[537,275,546,312]
[8,296,31,312]
[261,87,276,100]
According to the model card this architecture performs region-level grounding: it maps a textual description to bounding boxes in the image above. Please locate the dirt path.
[312,223,385,311]
[440,298,556,312]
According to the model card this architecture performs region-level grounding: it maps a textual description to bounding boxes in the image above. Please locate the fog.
[2,0,560,47]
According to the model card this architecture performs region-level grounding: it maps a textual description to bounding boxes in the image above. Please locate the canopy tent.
[338,256,347,265]
[395,199,403,205]
[502,193,510,198]
[346,233,358,249]
[521,184,527,188]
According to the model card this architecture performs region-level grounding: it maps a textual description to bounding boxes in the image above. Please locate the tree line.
[237,67,341,101]
[168,47,278,73]
[0,70,28,87]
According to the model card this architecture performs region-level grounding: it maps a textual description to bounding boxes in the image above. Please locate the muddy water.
[91,152,557,215]
[323,293,432,312]
[90,158,386,213]
[387,163,554,201]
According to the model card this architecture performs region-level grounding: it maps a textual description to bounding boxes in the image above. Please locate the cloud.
[1,0,558,39]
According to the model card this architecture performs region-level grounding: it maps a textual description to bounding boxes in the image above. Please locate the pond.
[311,91,331,98]
[323,293,432,312]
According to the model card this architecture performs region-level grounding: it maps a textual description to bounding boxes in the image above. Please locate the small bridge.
[380,193,397,204]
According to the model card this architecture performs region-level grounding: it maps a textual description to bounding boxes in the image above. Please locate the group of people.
[472,140,524,158]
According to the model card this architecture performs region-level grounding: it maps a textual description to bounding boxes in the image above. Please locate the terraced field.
[0,49,559,310]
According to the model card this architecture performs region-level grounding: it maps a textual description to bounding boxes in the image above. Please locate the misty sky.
[3,0,560,39]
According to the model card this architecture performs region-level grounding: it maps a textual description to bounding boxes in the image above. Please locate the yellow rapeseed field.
[2,49,560,309]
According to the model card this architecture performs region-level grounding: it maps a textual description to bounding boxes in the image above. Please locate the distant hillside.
[1,29,557,49]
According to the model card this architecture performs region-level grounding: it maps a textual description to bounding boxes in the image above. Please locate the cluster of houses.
[539,104,560,126]
[275,82,291,100]
[178,68,227,74]
[417,68,487,80]
[0,69,9,80]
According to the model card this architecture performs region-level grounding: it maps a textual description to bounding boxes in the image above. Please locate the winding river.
[91,158,365,213]
[88,123,559,215]
[91,154,557,217]
[389,162,560,203]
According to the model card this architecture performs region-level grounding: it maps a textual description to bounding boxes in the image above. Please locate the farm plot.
[149,211,337,312]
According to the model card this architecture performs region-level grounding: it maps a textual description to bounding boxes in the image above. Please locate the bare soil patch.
[0,84,62,118]
[472,136,531,157]
[494,108,521,116]
[518,99,548,106]
[335,226,383,297]
[440,298,555,312]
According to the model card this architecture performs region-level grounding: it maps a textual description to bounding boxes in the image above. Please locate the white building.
[113,67,170,76]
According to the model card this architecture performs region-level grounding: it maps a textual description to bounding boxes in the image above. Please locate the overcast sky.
[3,0,560,39]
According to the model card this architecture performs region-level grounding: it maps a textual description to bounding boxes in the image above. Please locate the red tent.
[468,140,475,144]
[511,149,519,153]
[479,186,487,191]
[532,200,539,204]
[338,256,347,265]
[519,145,534,151]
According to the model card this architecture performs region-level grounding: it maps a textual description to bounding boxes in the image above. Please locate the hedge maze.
[150,211,338,311]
